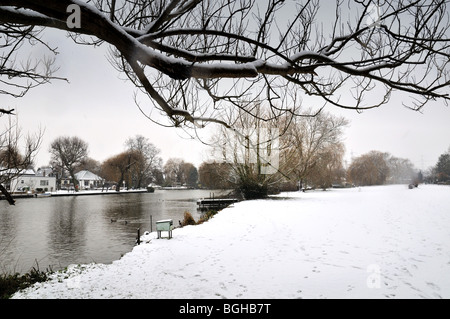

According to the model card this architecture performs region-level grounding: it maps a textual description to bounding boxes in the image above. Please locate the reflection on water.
[0,189,226,274]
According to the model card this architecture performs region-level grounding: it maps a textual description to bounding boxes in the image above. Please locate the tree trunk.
[68,168,78,192]
[0,184,15,205]
[117,171,125,192]
[116,179,122,192]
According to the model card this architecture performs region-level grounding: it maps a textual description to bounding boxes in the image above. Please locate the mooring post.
[150,215,153,232]
[137,228,140,245]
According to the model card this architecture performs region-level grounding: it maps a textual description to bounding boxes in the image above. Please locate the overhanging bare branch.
[0,0,449,128]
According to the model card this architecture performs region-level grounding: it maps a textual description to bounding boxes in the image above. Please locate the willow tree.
[210,104,285,199]
[0,115,42,204]
[101,150,143,191]
[210,104,348,197]
[283,111,349,190]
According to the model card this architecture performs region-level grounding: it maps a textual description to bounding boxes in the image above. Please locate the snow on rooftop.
[74,170,103,181]
[11,184,450,299]
[0,168,35,176]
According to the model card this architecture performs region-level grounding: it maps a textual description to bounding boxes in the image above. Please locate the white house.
[9,169,57,193]
[74,170,104,190]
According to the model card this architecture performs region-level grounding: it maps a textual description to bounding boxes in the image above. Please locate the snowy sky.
[2,4,449,171]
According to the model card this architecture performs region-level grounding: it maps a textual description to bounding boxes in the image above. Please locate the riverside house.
[75,170,104,190]
[8,168,57,193]
[60,170,104,190]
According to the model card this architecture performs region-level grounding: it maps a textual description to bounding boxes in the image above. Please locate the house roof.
[36,167,55,177]
[0,168,35,176]
[74,170,103,181]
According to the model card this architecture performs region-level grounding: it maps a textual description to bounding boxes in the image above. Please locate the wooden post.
[136,228,141,245]
[150,215,153,232]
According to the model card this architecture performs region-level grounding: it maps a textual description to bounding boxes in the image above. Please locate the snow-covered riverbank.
[12,184,450,299]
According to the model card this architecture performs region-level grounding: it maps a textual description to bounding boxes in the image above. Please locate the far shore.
[1,188,149,200]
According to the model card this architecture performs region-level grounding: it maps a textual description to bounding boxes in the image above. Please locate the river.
[0,189,227,274]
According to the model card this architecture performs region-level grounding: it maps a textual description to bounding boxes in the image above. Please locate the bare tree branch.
[0,0,448,128]
[0,108,15,115]
[0,115,43,205]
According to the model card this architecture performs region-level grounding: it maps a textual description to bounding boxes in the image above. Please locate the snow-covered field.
[12,184,450,299]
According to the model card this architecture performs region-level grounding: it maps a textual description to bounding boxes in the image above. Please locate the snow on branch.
[1,0,449,128]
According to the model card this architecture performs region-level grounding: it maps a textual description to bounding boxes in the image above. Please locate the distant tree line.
[1,130,202,195]
[2,116,448,204]
[425,147,450,184]
[46,134,199,191]
[163,158,198,188]
[195,104,433,197]
[198,148,423,195]
[347,151,418,186]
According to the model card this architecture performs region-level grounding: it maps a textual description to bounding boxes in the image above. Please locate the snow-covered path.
[12,185,450,299]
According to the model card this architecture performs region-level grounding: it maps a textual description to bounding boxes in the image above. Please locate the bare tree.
[283,111,349,189]
[0,22,67,102]
[386,155,416,184]
[181,162,198,188]
[350,151,418,186]
[347,150,391,186]
[306,142,346,189]
[163,158,185,186]
[49,136,89,189]
[1,0,449,128]
[210,103,291,198]
[103,150,142,191]
[125,134,162,188]
[76,157,102,177]
[209,103,349,196]
[434,148,450,182]
[198,161,233,189]
[1,9,66,203]
[0,114,42,204]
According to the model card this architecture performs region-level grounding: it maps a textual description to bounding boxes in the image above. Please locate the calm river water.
[0,189,226,274]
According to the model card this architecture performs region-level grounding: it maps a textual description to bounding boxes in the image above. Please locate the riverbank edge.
[1,188,239,201]
[2,199,226,298]
[0,189,150,200]
[50,189,148,197]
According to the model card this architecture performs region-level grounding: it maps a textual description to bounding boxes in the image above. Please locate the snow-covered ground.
[12,184,450,299]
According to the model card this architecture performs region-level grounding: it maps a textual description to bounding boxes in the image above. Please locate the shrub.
[181,211,196,226]
[0,264,51,299]
[180,210,218,227]
[197,210,218,225]
[239,180,268,200]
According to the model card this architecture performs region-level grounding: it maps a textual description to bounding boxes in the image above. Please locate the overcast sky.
[2,5,450,173]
